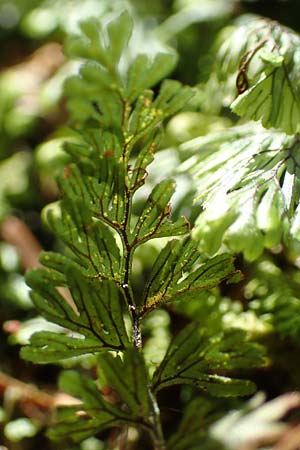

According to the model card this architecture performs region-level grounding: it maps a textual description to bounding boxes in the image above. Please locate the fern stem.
[120,177,143,349]
[148,389,166,450]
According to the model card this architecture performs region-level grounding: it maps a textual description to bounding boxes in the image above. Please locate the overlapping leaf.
[64,11,185,132]
[125,53,177,102]
[65,164,126,227]
[167,397,226,450]
[214,15,300,134]
[21,264,130,363]
[46,201,123,281]
[130,179,188,246]
[152,323,266,396]
[64,11,133,71]
[125,80,194,150]
[142,237,238,314]
[49,349,152,442]
[245,257,300,341]
[48,371,130,442]
[180,123,300,260]
[97,349,151,418]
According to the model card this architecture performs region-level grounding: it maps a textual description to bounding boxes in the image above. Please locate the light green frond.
[181,123,300,259]
[211,15,300,134]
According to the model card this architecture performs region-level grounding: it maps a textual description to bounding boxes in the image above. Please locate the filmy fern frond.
[21,9,267,448]
[214,15,300,135]
[181,123,300,260]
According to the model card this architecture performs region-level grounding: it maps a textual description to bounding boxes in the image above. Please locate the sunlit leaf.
[180,123,300,259]
[214,15,300,134]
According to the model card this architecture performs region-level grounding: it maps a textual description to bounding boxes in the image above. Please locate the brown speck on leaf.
[103,150,115,158]
[64,165,72,179]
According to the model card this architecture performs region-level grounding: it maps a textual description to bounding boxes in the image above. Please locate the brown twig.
[0,371,78,410]
[0,216,42,270]
[0,215,78,312]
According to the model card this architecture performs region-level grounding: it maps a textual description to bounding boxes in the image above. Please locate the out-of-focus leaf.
[210,392,300,450]
[125,53,177,102]
[245,257,300,340]
[157,0,235,41]
[4,418,40,442]
[167,397,226,450]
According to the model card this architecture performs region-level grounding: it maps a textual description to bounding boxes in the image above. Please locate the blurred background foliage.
[1,0,300,449]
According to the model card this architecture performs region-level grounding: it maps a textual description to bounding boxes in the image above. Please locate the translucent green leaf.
[142,238,238,314]
[64,72,123,128]
[232,68,300,135]
[123,81,194,151]
[106,11,133,65]
[65,11,132,70]
[127,134,158,191]
[59,163,127,230]
[125,52,177,102]
[65,19,106,65]
[245,257,300,341]
[63,12,189,131]
[152,324,266,396]
[130,179,189,246]
[181,123,300,259]
[214,15,300,134]
[63,12,132,128]
[153,80,194,118]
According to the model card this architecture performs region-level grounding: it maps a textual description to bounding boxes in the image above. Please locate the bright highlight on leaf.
[181,123,300,259]
[215,15,300,134]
